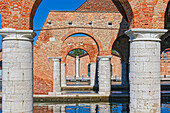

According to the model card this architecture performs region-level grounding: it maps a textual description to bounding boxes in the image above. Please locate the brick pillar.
[126,29,167,113]
[61,63,66,87]
[49,57,62,95]
[0,28,35,112]
[121,61,129,86]
[90,62,96,87]
[97,56,112,95]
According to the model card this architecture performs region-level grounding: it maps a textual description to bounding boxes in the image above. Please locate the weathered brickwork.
[66,54,90,78]
[2,0,170,112]
[1,0,169,30]
[33,10,123,94]
[111,55,121,78]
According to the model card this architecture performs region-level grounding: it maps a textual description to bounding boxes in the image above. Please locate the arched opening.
[111,49,121,85]
[161,46,170,84]
[61,33,99,63]
[66,49,90,86]
[165,2,170,29]
[111,35,130,87]
[62,32,101,55]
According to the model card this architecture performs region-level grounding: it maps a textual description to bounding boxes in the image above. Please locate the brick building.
[33,0,127,94]
[1,0,170,112]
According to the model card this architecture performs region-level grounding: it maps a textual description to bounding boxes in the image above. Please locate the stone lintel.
[0,28,36,41]
[97,55,112,59]
[125,28,168,42]
[48,57,62,62]
[61,63,66,65]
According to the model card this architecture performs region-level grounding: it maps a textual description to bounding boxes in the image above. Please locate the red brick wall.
[1,0,169,29]
[111,55,121,78]
[33,11,122,94]
[80,55,90,77]
[66,55,76,78]
[66,54,90,78]
[76,0,119,12]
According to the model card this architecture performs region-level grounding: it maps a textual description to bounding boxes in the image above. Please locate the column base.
[48,92,62,95]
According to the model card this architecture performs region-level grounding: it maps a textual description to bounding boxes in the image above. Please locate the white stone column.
[90,62,96,87]
[76,56,80,78]
[61,105,66,113]
[49,57,62,95]
[98,104,110,113]
[53,105,61,113]
[90,104,96,113]
[0,28,36,113]
[121,61,129,86]
[125,29,167,113]
[97,56,112,95]
[61,63,66,87]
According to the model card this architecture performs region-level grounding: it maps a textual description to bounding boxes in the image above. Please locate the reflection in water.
[33,103,129,113]
[32,102,170,113]
[0,102,169,113]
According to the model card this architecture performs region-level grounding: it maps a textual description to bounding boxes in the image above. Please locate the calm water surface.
[31,102,170,113]
[0,102,169,112]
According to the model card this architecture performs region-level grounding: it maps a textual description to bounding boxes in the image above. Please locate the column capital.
[0,28,36,41]
[125,28,167,42]
[97,55,112,60]
[97,55,112,59]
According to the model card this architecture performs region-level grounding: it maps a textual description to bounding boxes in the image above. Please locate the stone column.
[90,104,96,113]
[61,63,66,87]
[53,105,61,113]
[98,104,110,113]
[97,56,112,95]
[90,62,96,87]
[0,28,35,112]
[125,29,167,113]
[49,57,62,95]
[61,105,66,113]
[121,61,129,86]
[76,56,80,78]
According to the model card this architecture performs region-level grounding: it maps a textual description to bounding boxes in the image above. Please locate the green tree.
[69,49,86,56]
[111,49,119,55]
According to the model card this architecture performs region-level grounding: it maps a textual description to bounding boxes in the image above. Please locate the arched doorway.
[66,49,90,86]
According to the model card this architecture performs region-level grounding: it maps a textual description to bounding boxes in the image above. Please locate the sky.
[33,0,86,46]
[0,0,86,48]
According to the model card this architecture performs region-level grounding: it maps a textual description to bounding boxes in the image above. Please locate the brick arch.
[164,1,170,29]
[111,35,130,62]
[108,37,117,55]
[113,0,134,26]
[61,30,103,53]
[126,0,169,29]
[30,0,43,29]
[61,47,95,63]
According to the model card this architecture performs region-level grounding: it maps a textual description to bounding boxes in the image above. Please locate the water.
[0,102,168,112]
[33,102,170,113]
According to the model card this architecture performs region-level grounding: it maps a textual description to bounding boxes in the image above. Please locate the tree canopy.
[69,49,87,56]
